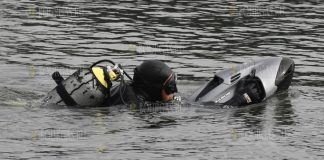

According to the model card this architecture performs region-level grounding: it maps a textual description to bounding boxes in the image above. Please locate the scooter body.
[189,57,295,104]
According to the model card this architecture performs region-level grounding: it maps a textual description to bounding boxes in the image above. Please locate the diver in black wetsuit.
[104,60,178,107]
[44,59,178,108]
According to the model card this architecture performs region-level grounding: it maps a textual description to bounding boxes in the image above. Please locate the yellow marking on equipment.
[92,67,108,88]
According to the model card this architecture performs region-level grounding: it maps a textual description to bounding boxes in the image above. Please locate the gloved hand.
[237,82,262,104]
[225,76,263,106]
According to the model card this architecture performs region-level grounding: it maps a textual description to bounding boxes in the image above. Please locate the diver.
[43,60,178,108]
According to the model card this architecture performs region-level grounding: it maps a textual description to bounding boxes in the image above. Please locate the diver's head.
[133,60,178,102]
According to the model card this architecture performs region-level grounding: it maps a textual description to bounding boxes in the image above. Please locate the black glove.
[225,76,263,106]
[238,82,262,104]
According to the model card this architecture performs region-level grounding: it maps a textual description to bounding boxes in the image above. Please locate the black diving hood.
[189,57,295,104]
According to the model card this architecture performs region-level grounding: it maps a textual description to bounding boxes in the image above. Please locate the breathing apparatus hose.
[90,59,132,105]
[90,60,133,81]
[90,59,115,68]
[119,68,128,105]
[118,64,133,81]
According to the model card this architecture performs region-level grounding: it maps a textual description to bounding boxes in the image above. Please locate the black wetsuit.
[102,83,177,114]
[103,82,138,106]
[103,81,161,108]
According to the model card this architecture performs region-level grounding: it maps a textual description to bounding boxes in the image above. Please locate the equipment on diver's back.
[43,60,132,107]
[189,57,295,105]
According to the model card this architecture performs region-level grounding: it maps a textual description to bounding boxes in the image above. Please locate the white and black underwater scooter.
[42,60,132,107]
[189,57,295,106]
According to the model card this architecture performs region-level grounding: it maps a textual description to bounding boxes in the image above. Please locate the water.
[0,0,323,159]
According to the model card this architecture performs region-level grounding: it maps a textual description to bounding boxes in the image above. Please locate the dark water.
[0,0,323,159]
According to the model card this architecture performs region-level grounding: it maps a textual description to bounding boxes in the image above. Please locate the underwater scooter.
[42,60,132,107]
[189,57,295,105]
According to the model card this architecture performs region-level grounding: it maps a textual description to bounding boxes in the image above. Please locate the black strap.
[102,67,111,86]
[56,83,77,106]
[52,71,64,85]
[52,71,77,106]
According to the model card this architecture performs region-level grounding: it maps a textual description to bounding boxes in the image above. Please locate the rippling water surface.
[0,0,323,159]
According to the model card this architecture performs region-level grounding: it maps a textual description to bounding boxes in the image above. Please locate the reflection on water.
[274,92,295,126]
[230,104,266,132]
[0,0,323,159]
